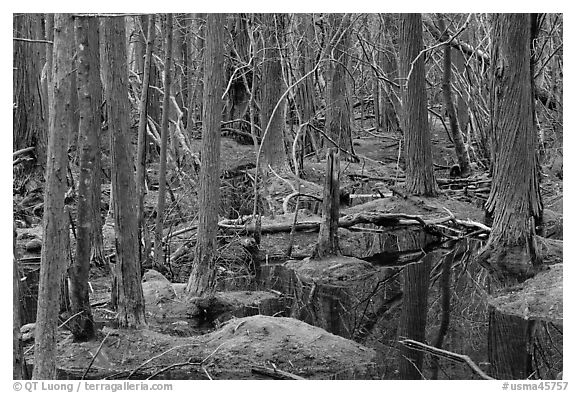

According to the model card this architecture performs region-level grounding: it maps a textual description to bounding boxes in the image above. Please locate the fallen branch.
[400,338,494,380]
[82,332,111,380]
[251,365,306,380]
[13,146,36,158]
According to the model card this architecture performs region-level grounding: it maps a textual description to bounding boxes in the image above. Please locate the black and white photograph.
[11,11,564,384]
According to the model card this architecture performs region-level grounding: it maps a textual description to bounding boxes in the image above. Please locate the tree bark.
[398,13,437,196]
[261,13,288,172]
[379,14,401,133]
[324,14,355,159]
[187,14,205,129]
[224,14,250,123]
[438,16,472,177]
[315,148,341,258]
[479,13,542,280]
[186,13,224,297]
[68,16,101,341]
[13,13,48,169]
[101,16,146,329]
[32,13,74,380]
[136,14,156,265]
[155,14,173,269]
[480,13,543,381]
[292,14,318,161]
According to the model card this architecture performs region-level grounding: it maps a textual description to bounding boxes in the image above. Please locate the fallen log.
[218,212,464,235]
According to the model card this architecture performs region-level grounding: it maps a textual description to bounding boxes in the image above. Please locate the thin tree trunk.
[155,13,174,270]
[453,15,470,134]
[314,148,341,258]
[380,13,401,133]
[186,13,224,297]
[83,19,105,270]
[398,13,437,196]
[187,14,205,129]
[224,14,250,123]
[438,16,471,177]
[136,14,156,265]
[32,13,74,380]
[101,15,146,329]
[293,13,317,150]
[68,16,101,341]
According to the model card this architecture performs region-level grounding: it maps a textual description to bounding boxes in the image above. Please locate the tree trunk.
[480,13,543,381]
[136,14,156,265]
[324,14,355,159]
[32,13,74,380]
[315,148,341,258]
[187,14,205,129]
[101,16,146,329]
[397,245,432,379]
[68,16,102,341]
[261,13,288,172]
[293,13,317,157]
[479,13,542,280]
[186,13,224,297]
[224,14,250,123]
[155,13,173,269]
[452,15,470,134]
[438,16,472,177]
[13,13,48,170]
[488,306,534,379]
[398,13,437,196]
[379,14,401,133]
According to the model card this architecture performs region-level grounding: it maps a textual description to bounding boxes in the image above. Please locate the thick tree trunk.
[136,14,156,265]
[438,16,472,177]
[101,16,146,329]
[13,13,48,169]
[186,13,224,297]
[68,16,101,341]
[325,14,355,158]
[32,13,74,380]
[261,13,288,172]
[481,13,543,381]
[398,13,437,196]
[480,13,542,280]
[155,14,173,269]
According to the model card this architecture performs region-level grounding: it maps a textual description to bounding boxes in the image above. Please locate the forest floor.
[14,118,564,379]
